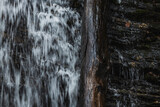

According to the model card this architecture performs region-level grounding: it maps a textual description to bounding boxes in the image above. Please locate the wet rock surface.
[106,0,160,106]
[1,0,160,106]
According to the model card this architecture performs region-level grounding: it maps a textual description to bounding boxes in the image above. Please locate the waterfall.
[0,0,81,107]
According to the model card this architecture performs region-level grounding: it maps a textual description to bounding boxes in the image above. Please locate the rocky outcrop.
[106,0,160,106]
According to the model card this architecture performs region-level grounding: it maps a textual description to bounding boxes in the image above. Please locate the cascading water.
[0,0,81,107]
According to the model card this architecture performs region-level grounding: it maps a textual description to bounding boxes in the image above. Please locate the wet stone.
[106,0,160,106]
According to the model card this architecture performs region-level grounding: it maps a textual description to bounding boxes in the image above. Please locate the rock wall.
[81,0,160,106]
[106,0,160,106]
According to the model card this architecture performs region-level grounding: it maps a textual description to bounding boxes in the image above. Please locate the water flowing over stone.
[106,0,160,106]
[0,0,81,107]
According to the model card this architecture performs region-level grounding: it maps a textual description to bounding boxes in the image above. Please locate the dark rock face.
[106,0,160,106]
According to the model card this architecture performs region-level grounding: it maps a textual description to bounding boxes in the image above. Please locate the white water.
[0,0,81,107]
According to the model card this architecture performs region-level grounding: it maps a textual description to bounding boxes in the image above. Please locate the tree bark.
[81,0,109,107]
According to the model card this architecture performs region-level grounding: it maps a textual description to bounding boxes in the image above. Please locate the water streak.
[0,0,81,107]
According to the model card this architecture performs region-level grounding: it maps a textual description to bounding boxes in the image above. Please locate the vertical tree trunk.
[81,0,109,106]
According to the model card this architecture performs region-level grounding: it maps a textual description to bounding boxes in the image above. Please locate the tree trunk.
[81,0,109,107]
